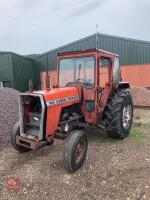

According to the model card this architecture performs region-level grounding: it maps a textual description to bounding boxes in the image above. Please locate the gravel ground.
[0,109,150,200]
[0,88,19,150]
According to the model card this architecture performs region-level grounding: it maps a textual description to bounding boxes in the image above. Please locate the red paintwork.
[24,105,30,122]
[40,49,118,138]
[31,49,125,139]
[42,87,80,137]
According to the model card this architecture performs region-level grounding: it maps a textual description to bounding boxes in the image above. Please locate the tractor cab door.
[98,56,113,114]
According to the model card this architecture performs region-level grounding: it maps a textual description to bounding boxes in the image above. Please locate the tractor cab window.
[59,57,95,87]
[113,57,121,82]
[99,57,110,88]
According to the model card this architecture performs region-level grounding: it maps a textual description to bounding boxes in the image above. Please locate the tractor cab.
[57,49,122,89]
[57,49,126,124]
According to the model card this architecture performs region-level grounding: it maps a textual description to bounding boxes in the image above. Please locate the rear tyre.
[104,89,133,139]
[63,130,88,173]
[11,122,30,153]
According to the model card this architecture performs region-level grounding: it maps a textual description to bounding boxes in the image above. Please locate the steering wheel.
[76,78,85,83]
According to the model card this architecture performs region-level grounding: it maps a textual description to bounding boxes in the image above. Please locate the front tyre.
[104,89,133,139]
[11,122,30,153]
[63,130,88,173]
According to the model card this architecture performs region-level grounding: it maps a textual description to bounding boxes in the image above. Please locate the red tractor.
[11,49,133,172]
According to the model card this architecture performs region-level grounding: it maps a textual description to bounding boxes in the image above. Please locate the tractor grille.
[19,93,45,141]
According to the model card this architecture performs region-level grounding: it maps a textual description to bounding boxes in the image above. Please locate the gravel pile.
[131,86,150,106]
[0,88,19,150]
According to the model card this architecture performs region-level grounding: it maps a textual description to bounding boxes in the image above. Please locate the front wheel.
[63,130,88,173]
[11,122,30,153]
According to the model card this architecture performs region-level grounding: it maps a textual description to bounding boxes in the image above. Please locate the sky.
[0,0,150,55]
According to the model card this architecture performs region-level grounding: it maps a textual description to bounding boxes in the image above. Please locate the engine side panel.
[42,87,80,137]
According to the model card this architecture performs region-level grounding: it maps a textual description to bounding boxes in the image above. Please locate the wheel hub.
[122,104,132,129]
[74,142,84,164]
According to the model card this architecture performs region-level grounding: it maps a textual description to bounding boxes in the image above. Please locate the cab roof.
[58,48,118,57]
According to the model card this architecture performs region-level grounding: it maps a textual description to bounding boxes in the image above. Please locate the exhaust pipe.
[29,79,33,92]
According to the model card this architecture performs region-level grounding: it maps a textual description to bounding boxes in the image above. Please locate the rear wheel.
[104,89,133,139]
[63,130,88,173]
[11,122,30,153]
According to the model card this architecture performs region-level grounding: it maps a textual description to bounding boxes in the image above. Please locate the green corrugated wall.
[33,52,57,89]
[0,52,34,91]
[33,33,150,87]
[97,34,150,65]
[0,53,14,88]
[12,54,34,92]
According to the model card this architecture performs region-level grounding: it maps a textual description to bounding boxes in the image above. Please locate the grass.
[88,127,122,144]
[129,125,149,143]
[88,125,149,145]
[87,109,150,145]
[88,124,149,145]
[130,108,150,143]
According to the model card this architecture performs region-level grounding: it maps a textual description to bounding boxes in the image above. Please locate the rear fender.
[113,82,130,89]
[118,82,130,89]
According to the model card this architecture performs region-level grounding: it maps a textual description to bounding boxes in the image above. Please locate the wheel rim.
[122,104,132,129]
[74,140,85,165]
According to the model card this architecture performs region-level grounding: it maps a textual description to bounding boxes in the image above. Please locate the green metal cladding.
[0,52,34,91]
[0,53,13,88]
[33,33,150,87]
[1,33,150,91]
